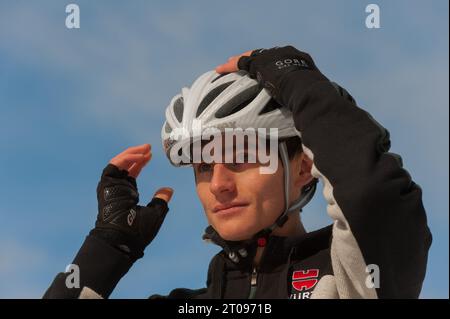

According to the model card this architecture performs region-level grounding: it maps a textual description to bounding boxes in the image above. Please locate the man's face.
[193,145,312,241]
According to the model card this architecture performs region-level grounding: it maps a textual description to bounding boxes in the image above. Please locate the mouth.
[212,202,249,216]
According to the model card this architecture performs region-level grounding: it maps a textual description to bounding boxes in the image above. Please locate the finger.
[215,58,239,73]
[153,187,174,203]
[126,149,151,170]
[121,144,151,156]
[215,50,253,74]
[126,151,151,174]
[110,153,145,171]
[128,152,152,178]
[110,144,151,170]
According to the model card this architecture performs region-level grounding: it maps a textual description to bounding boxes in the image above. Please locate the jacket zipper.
[248,267,258,299]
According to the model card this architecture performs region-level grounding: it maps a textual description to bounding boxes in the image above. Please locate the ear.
[292,153,314,188]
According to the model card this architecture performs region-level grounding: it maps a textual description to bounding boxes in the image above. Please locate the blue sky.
[0,0,448,298]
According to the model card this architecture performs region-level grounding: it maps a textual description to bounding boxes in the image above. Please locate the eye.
[234,150,256,163]
[196,163,213,173]
[225,162,247,172]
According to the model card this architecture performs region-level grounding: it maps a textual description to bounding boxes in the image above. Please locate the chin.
[215,224,257,242]
[207,208,260,241]
[220,232,249,242]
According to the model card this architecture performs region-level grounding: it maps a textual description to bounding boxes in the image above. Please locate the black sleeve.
[43,235,134,299]
[279,72,432,298]
[148,253,226,299]
[149,288,208,299]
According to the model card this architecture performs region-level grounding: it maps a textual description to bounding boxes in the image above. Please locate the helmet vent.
[215,85,261,119]
[196,82,234,118]
[173,97,184,122]
[258,98,281,115]
[211,73,228,83]
[164,122,172,134]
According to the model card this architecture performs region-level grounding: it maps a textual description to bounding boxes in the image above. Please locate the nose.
[209,164,236,197]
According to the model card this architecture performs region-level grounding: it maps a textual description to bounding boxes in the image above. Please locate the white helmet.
[161,70,299,165]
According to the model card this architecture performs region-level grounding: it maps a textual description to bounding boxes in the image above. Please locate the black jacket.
[44,71,432,299]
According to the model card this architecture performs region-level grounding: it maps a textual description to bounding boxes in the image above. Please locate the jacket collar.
[204,224,333,273]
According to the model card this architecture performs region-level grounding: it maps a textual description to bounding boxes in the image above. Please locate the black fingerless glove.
[237,45,330,108]
[90,164,169,260]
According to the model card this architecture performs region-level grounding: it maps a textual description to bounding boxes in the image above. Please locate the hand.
[215,50,253,74]
[92,144,174,260]
[216,45,328,103]
[108,143,173,202]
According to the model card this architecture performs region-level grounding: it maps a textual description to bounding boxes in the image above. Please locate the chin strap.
[273,142,317,227]
[202,225,256,263]
[202,141,318,263]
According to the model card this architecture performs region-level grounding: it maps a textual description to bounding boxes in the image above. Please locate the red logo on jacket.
[291,269,319,291]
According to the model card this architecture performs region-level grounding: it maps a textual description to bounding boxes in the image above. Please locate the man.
[44,46,432,299]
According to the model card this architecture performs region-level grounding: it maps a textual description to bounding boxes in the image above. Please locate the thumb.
[153,187,174,203]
